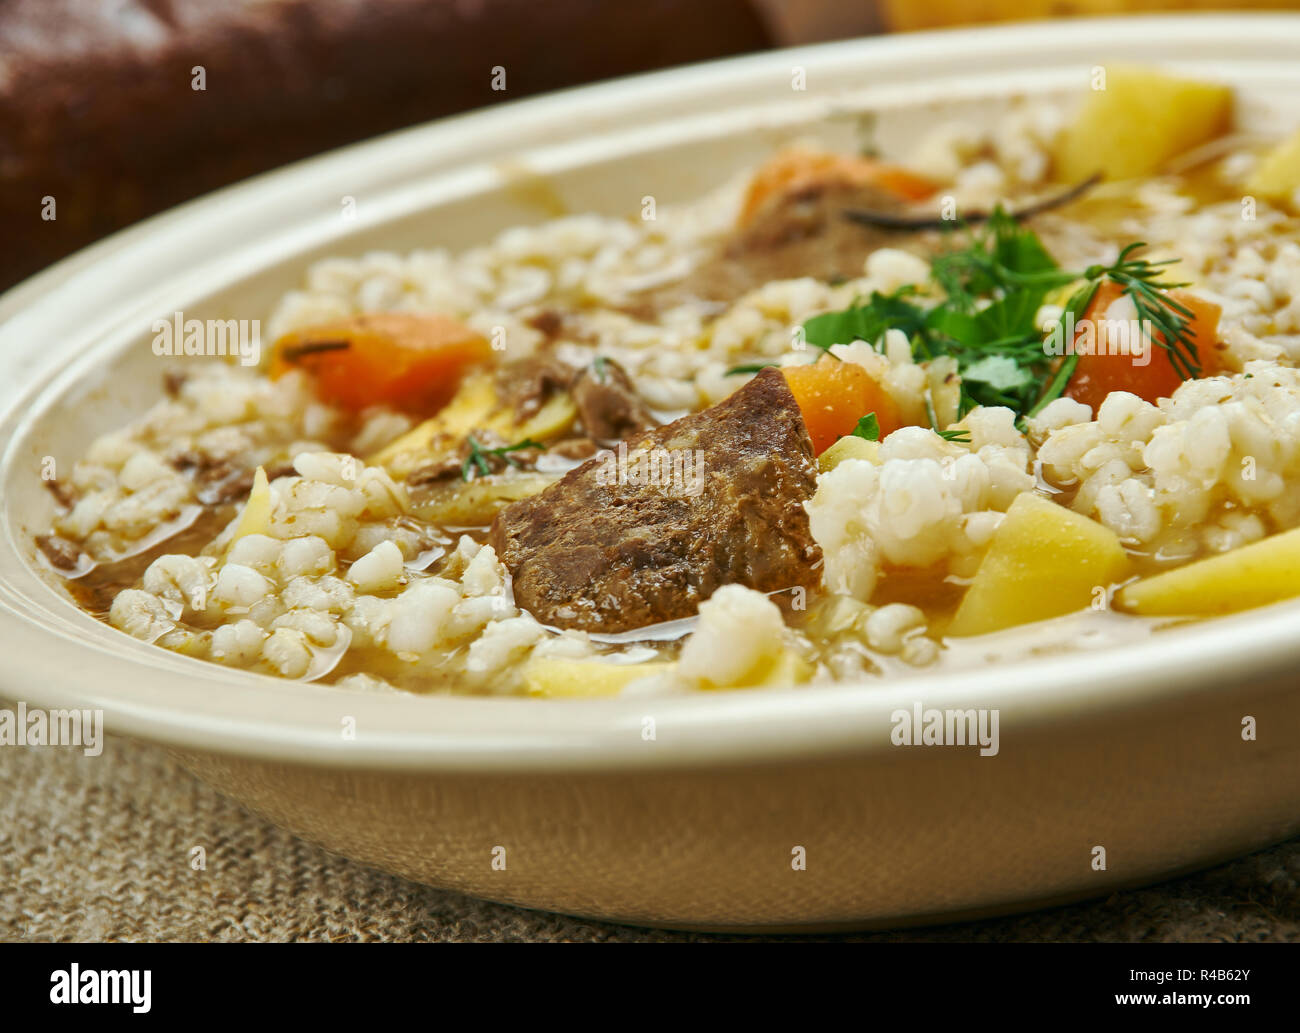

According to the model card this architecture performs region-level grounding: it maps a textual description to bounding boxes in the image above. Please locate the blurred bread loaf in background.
[5,0,1299,291]
[0,0,770,290]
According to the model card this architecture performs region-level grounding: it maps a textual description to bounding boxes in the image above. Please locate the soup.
[34,67,1300,696]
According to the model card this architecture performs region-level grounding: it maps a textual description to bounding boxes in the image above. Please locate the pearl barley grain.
[347,540,405,593]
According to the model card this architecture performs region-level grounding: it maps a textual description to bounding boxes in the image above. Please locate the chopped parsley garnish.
[803,287,930,355]
[799,208,1203,428]
[461,435,545,481]
[850,412,880,441]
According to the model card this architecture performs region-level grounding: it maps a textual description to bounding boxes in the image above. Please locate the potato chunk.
[1247,127,1300,207]
[947,493,1130,637]
[1115,526,1300,617]
[1053,67,1232,182]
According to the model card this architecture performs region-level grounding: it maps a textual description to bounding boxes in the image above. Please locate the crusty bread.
[0,0,770,290]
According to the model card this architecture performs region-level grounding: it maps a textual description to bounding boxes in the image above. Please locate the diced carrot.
[782,355,903,455]
[271,312,494,414]
[1063,281,1222,411]
[738,149,939,227]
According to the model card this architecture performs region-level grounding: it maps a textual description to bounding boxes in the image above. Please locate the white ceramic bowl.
[3,14,1300,931]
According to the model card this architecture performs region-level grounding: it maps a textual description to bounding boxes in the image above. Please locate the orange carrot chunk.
[271,312,494,414]
[782,355,903,455]
[738,149,939,228]
[1063,281,1222,412]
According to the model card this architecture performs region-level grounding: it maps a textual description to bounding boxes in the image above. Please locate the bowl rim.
[3,12,1300,773]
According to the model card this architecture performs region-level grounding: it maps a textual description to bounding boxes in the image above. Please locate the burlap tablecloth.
[3,734,1297,942]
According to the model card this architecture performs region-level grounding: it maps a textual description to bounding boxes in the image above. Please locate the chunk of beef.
[629,180,932,313]
[570,358,657,443]
[490,368,820,633]
[496,355,575,421]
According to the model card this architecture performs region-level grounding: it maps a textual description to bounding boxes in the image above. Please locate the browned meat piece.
[525,309,565,338]
[702,181,924,299]
[496,355,575,421]
[490,368,821,633]
[170,450,257,505]
[627,181,938,315]
[545,438,599,462]
[169,449,293,505]
[570,358,658,443]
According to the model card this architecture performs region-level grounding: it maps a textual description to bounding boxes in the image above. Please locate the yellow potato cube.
[947,493,1130,637]
[1053,66,1233,182]
[1247,127,1300,206]
[1115,525,1300,617]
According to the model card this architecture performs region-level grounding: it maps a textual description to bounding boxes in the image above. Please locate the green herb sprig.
[798,209,1205,431]
[461,435,545,481]
[850,412,880,441]
[1079,243,1199,380]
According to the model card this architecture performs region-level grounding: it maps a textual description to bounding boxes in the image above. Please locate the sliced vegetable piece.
[817,434,880,472]
[738,148,938,227]
[368,372,499,477]
[947,493,1130,637]
[510,390,579,446]
[230,466,271,541]
[271,312,493,413]
[368,368,578,482]
[782,355,903,455]
[1062,281,1222,411]
[1247,126,1300,206]
[409,472,559,527]
[1053,67,1233,182]
[522,658,674,698]
[1115,526,1300,617]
